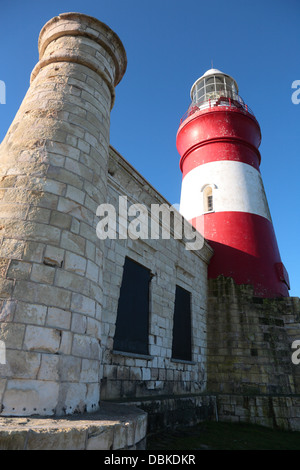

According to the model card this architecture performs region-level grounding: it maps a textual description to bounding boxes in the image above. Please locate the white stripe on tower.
[180,160,271,222]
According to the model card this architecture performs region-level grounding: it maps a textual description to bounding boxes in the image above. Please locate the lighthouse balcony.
[180,92,254,124]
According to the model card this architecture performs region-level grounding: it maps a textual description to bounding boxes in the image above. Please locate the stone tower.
[0,13,126,416]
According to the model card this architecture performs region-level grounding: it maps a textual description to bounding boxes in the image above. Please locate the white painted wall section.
[180,160,271,221]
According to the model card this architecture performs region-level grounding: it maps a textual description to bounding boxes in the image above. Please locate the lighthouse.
[177,68,290,298]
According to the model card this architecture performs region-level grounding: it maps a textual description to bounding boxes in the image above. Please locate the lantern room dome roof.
[201,68,224,78]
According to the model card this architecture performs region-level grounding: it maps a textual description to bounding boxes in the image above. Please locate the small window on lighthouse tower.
[207,195,213,211]
[203,186,214,213]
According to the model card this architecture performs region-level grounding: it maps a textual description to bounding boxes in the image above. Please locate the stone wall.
[207,276,300,395]
[206,276,300,431]
[119,395,217,434]
[100,146,213,400]
[216,394,300,431]
[207,277,300,394]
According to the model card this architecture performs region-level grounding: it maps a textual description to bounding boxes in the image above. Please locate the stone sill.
[112,350,154,361]
[171,358,196,365]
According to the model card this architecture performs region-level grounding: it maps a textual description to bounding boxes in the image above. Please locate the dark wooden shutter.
[172,285,192,361]
[114,257,151,355]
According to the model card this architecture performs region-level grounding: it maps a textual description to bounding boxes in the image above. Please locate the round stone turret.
[31,12,127,107]
[0,13,126,416]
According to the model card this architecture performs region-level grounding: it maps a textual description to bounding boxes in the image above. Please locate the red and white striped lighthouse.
[177,68,290,297]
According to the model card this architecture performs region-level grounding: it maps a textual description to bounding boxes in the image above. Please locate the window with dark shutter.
[203,186,214,213]
[113,257,151,355]
[172,285,192,361]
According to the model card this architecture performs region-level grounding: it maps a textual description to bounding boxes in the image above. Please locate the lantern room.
[188,68,247,112]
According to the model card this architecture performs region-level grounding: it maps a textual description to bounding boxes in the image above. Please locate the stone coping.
[0,402,147,450]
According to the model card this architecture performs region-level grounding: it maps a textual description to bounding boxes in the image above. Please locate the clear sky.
[0,0,299,296]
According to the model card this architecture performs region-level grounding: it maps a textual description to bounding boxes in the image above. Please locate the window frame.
[171,284,193,362]
[113,256,152,357]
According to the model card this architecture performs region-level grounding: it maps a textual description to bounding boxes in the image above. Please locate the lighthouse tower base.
[206,276,300,430]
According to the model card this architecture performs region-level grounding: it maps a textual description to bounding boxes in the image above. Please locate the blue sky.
[0,0,299,296]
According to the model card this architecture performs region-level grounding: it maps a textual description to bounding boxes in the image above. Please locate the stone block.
[58,356,81,382]
[7,260,32,280]
[80,359,100,383]
[0,322,25,349]
[0,279,14,299]
[130,367,142,381]
[0,239,25,260]
[44,179,67,196]
[0,300,16,322]
[77,139,90,154]
[65,158,93,183]
[86,317,101,339]
[72,334,100,360]
[24,325,61,353]
[25,222,61,244]
[46,141,80,160]
[112,423,128,450]
[0,258,9,278]
[44,245,64,267]
[86,383,100,412]
[2,379,59,416]
[26,428,87,450]
[134,413,148,445]
[0,379,6,400]
[4,350,41,379]
[65,185,85,204]
[59,331,72,355]
[47,166,83,190]
[71,292,96,316]
[14,281,71,309]
[31,263,55,284]
[86,260,99,282]
[58,382,87,414]
[64,251,87,275]
[117,366,130,380]
[86,425,113,450]
[70,218,80,234]
[100,380,121,400]
[23,241,45,263]
[37,354,59,381]
[50,210,72,229]
[0,430,28,450]
[142,368,151,381]
[71,313,87,334]
[60,230,86,256]
[104,364,118,380]
[47,307,71,330]
[14,302,47,326]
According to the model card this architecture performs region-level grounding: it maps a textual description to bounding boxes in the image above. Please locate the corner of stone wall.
[206,276,300,430]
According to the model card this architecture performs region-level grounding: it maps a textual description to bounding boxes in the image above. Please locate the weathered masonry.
[0,12,127,417]
[101,146,213,401]
[0,12,299,450]
[0,13,212,420]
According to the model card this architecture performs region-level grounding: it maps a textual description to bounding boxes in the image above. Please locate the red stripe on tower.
[177,68,290,297]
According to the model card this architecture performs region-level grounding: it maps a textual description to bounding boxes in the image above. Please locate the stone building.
[0,12,299,449]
